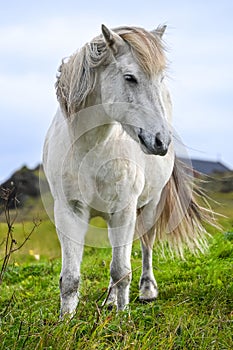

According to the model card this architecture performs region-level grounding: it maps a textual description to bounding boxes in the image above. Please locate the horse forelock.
[117,27,167,76]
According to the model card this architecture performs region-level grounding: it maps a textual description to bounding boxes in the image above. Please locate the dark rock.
[0,166,40,210]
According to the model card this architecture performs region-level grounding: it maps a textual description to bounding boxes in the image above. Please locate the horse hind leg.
[139,227,158,302]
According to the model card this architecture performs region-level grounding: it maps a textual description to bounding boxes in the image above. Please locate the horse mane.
[55,26,166,117]
[55,40,107,117]
[153,157,217,258]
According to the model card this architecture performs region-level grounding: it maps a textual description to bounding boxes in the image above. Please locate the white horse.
[43,24,208,317]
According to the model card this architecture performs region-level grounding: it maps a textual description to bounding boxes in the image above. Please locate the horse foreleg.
[139,227,158,301]
[59,237,84,317]
[54,201,88,317]
[110,244,133,310]
[107,208,136,311]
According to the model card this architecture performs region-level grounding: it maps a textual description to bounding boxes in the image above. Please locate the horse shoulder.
[43,109,71,193]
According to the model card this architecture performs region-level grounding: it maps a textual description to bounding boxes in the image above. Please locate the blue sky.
[0,0,232,181]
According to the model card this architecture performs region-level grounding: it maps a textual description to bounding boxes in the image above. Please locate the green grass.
[0,190,233,349]
[209,191,233,229]
[0,231,232,349]
[0,220,60,263]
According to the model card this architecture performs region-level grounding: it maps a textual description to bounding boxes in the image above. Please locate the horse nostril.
[155,133,163,148]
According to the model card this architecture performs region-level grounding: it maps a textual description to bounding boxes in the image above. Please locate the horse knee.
[109,266,131,310]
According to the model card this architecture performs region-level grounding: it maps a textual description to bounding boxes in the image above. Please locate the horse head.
[99,25,172,156]
[56,25,172,156]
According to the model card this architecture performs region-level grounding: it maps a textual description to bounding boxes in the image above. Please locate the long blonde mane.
[56,26,166,117]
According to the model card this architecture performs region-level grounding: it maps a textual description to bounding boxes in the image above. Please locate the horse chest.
[77,155,145,213]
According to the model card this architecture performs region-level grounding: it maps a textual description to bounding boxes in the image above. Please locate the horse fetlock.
[103,281,129,311]
[60,294,78,318]
[139,276,158,301]
[60,276,79,317]
[59,276,80,297]
[116,284,130,310]
[109,269,131,310]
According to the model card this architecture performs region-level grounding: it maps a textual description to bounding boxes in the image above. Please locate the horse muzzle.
[138,128,171,156]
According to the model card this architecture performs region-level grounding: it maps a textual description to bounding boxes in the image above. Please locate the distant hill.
[0,165,50,222]
[190,158,231,175]
[0,165,40,209]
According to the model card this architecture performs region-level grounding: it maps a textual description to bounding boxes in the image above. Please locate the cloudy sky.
[0,0,232,181]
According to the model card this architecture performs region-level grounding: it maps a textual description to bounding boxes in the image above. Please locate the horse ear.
[151,25,167,38]
[101,24,124,54]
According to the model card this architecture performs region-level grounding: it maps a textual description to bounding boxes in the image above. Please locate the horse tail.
[154,157,217,257]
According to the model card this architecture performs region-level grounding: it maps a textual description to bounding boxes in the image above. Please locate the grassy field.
[0,191,232,349]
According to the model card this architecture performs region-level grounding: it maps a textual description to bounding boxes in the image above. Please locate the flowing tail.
[154,157,218,257]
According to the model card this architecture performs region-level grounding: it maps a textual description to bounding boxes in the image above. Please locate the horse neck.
[68,84,122,151]
[68,104,118,153]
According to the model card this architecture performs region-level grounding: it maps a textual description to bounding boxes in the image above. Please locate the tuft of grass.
[0,230,232,349]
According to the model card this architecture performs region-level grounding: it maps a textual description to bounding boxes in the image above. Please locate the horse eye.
[124,74,138,84]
